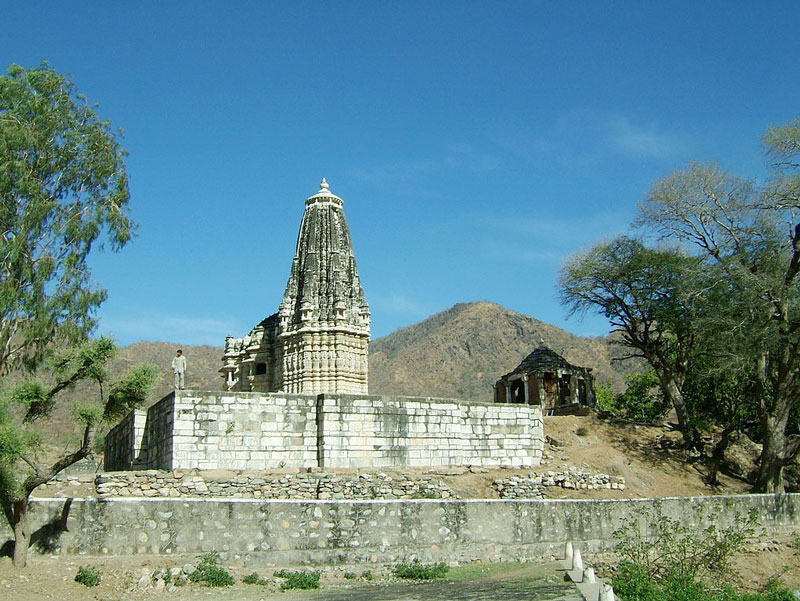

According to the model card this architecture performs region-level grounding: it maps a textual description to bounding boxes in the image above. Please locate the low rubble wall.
[95,471,457,500]
[89,468,626,500]
[5,494,799,565]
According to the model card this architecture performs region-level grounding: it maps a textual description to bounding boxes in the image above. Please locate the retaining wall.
[7,494,800,565]
[105,391,544,471]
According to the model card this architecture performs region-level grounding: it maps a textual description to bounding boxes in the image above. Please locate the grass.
[189,552,234,587]
[393,560,449,580]
[274,569,321,590]
[446,561,558,582]
[242,572,269,585]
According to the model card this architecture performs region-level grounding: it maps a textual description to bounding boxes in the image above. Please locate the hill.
[368,301,636,400]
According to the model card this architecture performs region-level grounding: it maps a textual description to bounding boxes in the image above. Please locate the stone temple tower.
[221,179,370,394]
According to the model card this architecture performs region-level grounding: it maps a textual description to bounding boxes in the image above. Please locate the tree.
[0,62,133,375]
[560,236,702,447]
[0,62,141,565]
[0,337,156,567]
[638,135,800,492]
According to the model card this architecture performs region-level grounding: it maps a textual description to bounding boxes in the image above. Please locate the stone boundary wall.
[7,494,799,566]
[106,391,544,471]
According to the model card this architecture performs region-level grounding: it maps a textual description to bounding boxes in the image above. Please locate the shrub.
[242,572,268,585]
[361,570,373,581]
[189,552,234,587]
[612,565,796,601]
[600,371,670,423]
[595,381,617,413]
[576,426,589,436]
[75,565,101,587]
[613,507,756,583]
[277,570,321,590]
[344,571,357,579]
[393,560,449,580]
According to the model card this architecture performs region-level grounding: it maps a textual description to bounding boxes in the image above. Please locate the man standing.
[172,349,187,390]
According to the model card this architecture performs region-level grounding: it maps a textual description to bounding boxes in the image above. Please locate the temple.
[105,180,545,472]
[220,179,370,394]
[494,345,596,415]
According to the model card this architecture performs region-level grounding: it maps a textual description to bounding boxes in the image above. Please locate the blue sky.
[3,1,800,346]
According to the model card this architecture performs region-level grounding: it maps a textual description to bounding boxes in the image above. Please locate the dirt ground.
[0,556,578,601]
[11,414,800,598]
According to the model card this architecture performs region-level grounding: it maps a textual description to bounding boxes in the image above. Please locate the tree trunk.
[657,371,700,450]
[11,498,30,569]
[754,442,785,493]
[708,427,734,487]
[754,410,790,493]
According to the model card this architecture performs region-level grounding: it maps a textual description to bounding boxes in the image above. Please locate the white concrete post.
[599,583,616,601]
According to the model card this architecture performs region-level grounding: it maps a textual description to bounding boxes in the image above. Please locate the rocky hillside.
[368,302,637,401]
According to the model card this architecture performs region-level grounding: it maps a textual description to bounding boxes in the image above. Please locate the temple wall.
[319,396,543,468]
[104,410,147,471]
[106,391,543,471]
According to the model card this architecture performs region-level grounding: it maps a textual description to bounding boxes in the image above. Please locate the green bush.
[600,371,670,423]
[361,570,373,581]
[393,560,449,580]
[613,507,755,583]
[75,565,101,587]
[277,570,320,590]
[242,572,268,585]
[576,426,589,436]
[344,571,357,579]
[189,552,234,587]
[612,565,796,601]
[595,381,617,413]
[609,508,797,600]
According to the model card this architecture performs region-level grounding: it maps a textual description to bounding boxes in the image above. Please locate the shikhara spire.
[221,180,370,394]
[279,178,370,333]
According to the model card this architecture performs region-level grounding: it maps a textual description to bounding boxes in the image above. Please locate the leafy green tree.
[638,117,800,492]
[0,62,133,376]
[560,236,701,446]
[0,337,156,568]
[0,62,142,567]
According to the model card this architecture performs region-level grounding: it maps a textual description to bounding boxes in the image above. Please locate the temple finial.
[320,177,329,191]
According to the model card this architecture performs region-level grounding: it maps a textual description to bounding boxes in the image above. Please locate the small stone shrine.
[494,345,596,415]
[220,179,370,394]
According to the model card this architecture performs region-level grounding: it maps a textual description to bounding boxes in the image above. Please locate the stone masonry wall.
[5,494,800,565]
[104,410,147,471]
[170,392,318,470]
[106,391,544,471]
[96,471,457,500]
[91,469,624,501]
[319,396,543,468]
